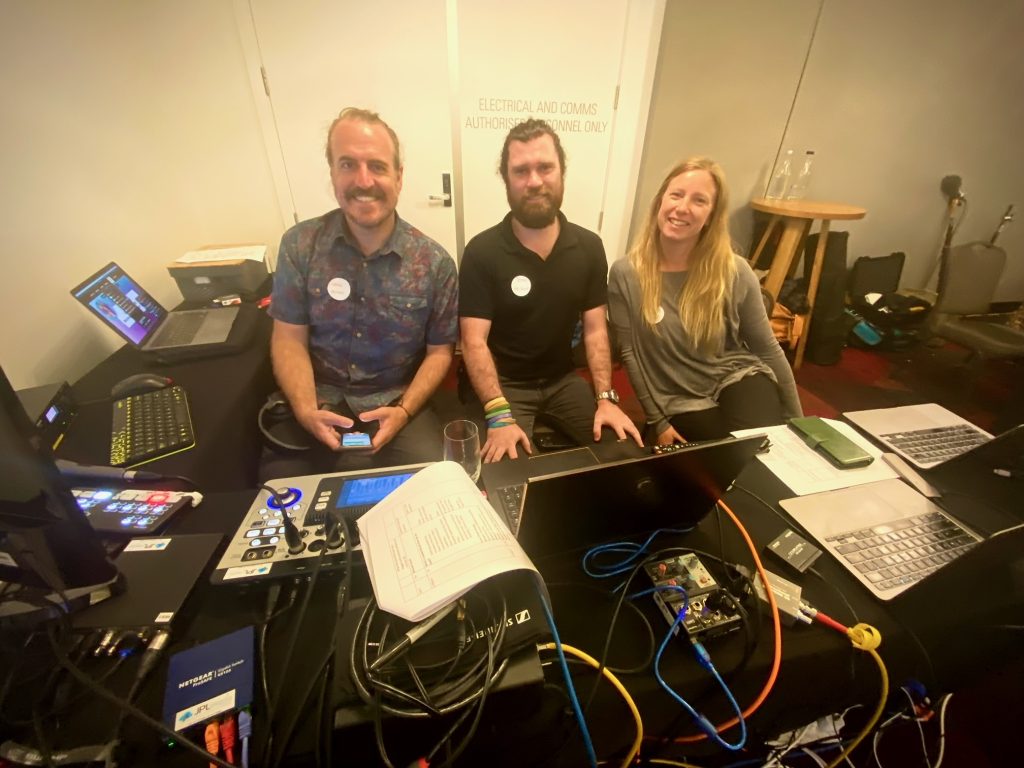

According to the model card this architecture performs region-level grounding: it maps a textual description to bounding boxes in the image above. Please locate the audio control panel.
[211,463,428,585]
[73,487,200,535]
[645,553,743,641]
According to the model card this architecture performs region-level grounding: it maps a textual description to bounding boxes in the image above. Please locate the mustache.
[346,186,383,201]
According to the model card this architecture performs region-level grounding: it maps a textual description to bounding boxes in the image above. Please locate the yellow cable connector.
[847,622,882,651]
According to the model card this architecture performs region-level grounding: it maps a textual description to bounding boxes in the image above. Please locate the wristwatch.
[595,389,620,405]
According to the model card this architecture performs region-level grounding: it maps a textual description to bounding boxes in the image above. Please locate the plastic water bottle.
[786,150,815,200]
[766,149,794,199]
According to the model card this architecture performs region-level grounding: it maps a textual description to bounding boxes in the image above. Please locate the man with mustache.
[265,107,458,476]
[459,118,642,463]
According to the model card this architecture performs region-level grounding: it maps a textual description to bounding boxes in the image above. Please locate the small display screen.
[44,406,59,423]
[341,431,372,448]
[71,263,165,345]
[338,472,415,507]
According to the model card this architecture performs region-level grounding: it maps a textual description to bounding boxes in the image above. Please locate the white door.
[454,0,629,240]
[242,0,458,257]
[238,0,661,264]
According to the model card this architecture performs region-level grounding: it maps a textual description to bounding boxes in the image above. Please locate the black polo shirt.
[459,212,608,381]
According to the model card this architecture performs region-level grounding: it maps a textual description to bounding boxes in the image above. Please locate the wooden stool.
[749,198,867,368]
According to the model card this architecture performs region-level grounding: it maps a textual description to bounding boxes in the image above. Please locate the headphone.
[257,392,317,453]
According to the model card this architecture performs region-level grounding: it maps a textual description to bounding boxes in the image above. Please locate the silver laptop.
[843,403,993,469]
[781,479,985,600]
[71,262,238,352]
[781,478,1024,604]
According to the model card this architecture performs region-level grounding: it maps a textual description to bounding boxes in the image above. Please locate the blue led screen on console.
[337,472,415,507]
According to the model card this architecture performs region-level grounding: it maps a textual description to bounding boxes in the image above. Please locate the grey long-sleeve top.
[608,254,803,435]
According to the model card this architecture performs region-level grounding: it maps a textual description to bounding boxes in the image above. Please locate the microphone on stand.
[940,175,966,202]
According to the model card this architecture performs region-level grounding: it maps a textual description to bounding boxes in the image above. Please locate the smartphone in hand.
[337,430,373,451]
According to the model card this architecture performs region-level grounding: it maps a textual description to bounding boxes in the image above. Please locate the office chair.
[928,241,1024,361]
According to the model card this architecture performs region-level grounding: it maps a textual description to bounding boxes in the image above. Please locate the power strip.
[644,553,743,640]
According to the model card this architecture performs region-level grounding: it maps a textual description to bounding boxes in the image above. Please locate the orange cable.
[669,498,782,743]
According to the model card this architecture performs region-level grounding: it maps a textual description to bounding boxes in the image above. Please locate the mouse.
[110,373,173,399]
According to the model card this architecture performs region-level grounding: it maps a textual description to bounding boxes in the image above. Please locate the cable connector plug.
[237,710,252,768]
[204,721,220,765]
[219,715,236,765]
[848,622,882,651]
[690,639,714,672]
[694,713,719,739]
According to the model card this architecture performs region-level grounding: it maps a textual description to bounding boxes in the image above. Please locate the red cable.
[813,610,849,635]
[219,715,237,764]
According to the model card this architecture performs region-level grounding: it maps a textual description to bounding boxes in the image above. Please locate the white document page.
[732,419,897,496]
[356,461,538,622]
[176,245,267,264]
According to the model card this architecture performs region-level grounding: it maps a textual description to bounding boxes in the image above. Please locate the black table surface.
[17,321,1023,763]
[10,456,1022,766]
[57,308,274,491]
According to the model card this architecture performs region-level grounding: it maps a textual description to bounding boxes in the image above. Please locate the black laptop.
[485,435,766,559]
[71,262,240,358]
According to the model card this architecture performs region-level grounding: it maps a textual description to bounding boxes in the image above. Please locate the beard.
[508,185,563,229]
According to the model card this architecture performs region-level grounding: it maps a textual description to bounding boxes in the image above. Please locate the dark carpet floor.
[794,341,1023,433]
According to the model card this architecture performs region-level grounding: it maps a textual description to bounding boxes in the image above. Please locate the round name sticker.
[510,275,532,297]
[327,277,351,301]
[655,306,665,324]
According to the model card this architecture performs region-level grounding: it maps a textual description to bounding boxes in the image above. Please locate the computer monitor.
[0,365,120,618]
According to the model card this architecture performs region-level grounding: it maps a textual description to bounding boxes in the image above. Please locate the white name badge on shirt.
[327,277,351,301]
[510,275,532,297]
[655,306,665,324]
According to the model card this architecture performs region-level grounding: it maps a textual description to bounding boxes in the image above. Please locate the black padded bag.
[802,231,849,365]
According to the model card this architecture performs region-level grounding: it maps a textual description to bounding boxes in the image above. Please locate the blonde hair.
[627,157,736,354]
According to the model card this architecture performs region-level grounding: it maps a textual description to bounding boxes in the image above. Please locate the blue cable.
[537,581,598,768]
[581,528,692,579]
[627,584,688,601]
[653,611,747,751]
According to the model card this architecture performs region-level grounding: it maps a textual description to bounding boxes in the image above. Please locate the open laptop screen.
[71,262,167,347]
[513,434,766,559]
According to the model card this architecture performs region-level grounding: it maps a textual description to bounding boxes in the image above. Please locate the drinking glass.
[443,419,482,483]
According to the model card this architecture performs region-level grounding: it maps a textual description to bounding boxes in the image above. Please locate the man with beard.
[459,118,642,462]
[265,107,458,477]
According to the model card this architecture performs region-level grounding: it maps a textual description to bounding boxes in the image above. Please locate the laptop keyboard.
[880,424,988,465]
[150,312,206,347]
[826,510,978,592]
[494,483,524,535]
[110,386,196,467]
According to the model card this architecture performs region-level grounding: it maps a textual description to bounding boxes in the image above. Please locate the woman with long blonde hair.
[608,157,802,443]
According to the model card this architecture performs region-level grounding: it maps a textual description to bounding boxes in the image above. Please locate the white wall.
[634,0,1024,300]
[0,0,283,389]
[6,0,1020,391]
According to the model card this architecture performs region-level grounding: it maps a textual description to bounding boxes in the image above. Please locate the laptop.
[485,435,766,560]
[843,403,993,469]
[781,464,1024,601]
[71,262,239,355]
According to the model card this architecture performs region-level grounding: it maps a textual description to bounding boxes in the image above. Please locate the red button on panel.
[146,492,170,504]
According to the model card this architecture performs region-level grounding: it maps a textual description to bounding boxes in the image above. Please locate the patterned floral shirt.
[270,210,458,412]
